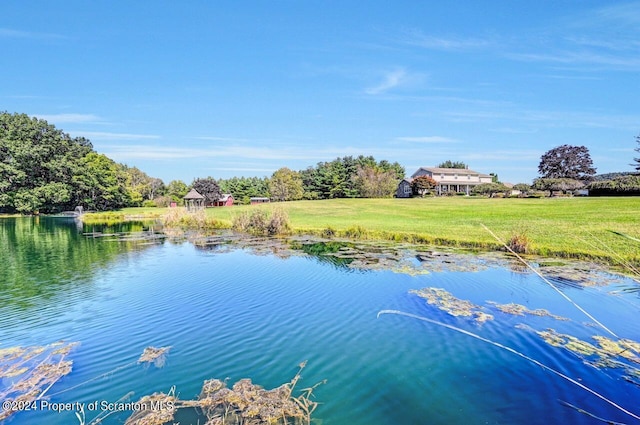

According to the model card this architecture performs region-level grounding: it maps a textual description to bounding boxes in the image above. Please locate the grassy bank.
[205,197,640,265]
[80,207,168,224]
[84,197,640,265]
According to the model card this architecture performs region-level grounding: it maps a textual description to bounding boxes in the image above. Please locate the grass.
[203,197,640,265]
[85,197,640,265]
[80,207,168,224]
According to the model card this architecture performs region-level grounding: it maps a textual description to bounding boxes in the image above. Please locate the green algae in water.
[487,302,570,321]
[536,329,640,380]
[411,287,494,324]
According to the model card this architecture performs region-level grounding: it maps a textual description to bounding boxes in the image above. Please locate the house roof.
[183,189,205,199]
[412,167,492,178]
[219,194,233,201]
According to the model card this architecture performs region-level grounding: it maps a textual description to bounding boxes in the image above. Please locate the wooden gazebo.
[183,189,205,212]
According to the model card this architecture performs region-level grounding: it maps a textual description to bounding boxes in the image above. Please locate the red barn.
[214,194,234,207]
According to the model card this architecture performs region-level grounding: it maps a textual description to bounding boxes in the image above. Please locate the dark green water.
[1,217,639,424]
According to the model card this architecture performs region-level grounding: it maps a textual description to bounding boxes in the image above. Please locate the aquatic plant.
[0,341,322,425]
[536,329,640,366]
[486,302,569,321]
[376,224,640,422]
[137,346,171,368]
[0,341,77,421]
[377,310,640,422]
[125,361,324,425]
[411,287,493,324]
[481,223,622,338]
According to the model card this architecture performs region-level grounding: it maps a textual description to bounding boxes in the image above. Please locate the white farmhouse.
[396,167,493,197]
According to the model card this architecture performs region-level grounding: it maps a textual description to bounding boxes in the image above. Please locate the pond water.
[1,217,639,425]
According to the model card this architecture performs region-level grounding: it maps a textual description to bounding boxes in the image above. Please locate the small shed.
[215,194,234,207]
[250,197,270,205]
[396,178,413,198]
[184,189,205,212]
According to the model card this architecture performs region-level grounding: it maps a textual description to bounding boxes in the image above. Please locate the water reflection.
[0,217,158,313]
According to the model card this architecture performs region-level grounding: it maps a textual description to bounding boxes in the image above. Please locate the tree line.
[0,113,406,213]
[2,112,638,213]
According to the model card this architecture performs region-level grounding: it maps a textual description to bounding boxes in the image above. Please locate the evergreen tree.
[633,134,640,172]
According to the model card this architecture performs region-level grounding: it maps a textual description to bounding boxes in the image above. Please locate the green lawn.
[204,197,640,264]
[83,197,640,265]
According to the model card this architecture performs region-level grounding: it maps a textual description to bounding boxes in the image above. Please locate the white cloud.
[510,51,640,70]
[365,69,408,95]
[78,131,161,140]
[401,30,491,50]
[0,28,66,40]
[99,143,407,163]
[36,113,102,123]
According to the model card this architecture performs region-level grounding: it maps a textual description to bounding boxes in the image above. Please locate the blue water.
[1,218,639,424]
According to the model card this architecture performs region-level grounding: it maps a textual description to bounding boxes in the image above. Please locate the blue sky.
[2,1,639,184]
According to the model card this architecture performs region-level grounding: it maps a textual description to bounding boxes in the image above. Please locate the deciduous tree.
[472,183,509,198]
[269,167,303,201]
[532,178,584,196]
[353,165,398,198]
[411,175,437,197]
[192,177,221,204]
[73,153,130,210]
[512,183,531,196]
[166,180,189,204]
[471,183,509,197]
[538,145,596,181]
[0,112,92,213]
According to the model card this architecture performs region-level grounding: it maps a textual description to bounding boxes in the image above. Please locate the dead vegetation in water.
[137,346,171,368]
[126,361,324,425]
[410,287,494,324]
[0,342,77,421]
[1,342,323,425]
[536,329,640,383]
[487,302,570,321]
[124,389,178,425]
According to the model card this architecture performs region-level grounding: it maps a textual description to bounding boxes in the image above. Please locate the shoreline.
[2,197,629,269]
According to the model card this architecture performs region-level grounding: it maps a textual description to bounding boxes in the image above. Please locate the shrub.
[153,196,173,207]
[267,208,291,235]
[344,225,367,238]
[232,208,291,236]
[162,208,228,229]
[508,230,531,254]
[142,200,157,208]
[322,226,336,238]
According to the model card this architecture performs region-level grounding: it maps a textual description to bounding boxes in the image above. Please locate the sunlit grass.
[91,197,640,265]
[202,197,640,264]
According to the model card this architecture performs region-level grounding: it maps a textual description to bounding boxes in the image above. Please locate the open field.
[85,197,640,265]
[209,197,640,264]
